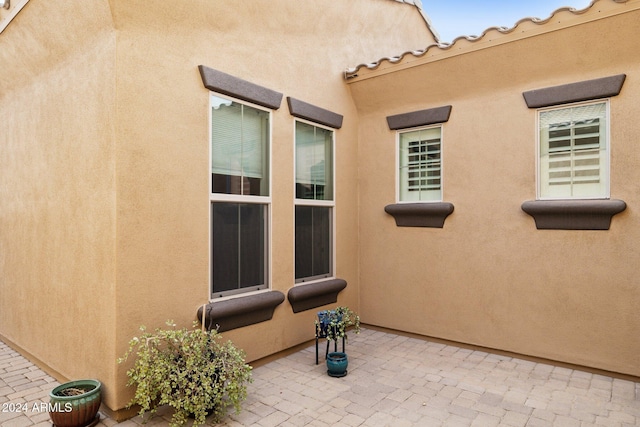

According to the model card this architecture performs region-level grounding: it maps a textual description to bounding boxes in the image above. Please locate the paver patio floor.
[1,327,639,426]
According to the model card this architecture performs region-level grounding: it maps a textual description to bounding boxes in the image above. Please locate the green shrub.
[118,321,252,427]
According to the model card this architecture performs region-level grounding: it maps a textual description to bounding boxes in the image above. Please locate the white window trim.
[208,92,273,300]
[293,118,337,285]
[395,124,444,204]
[535,99,611,201]
[209,288,274,303]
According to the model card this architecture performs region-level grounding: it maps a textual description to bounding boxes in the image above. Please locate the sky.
[424,0,593,43]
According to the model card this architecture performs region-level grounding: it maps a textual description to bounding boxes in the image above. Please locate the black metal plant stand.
[315,324,346,365]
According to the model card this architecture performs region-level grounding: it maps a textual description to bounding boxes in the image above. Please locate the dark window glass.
[212,203,266,297]
[295,206,331,282]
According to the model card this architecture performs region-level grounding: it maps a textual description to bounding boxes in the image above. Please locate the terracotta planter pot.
[49,379,101,427]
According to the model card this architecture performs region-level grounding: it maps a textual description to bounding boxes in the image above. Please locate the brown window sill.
[287,279,347,313]
[521,199,626,230]
[384,202,454,228]
[197,291,285,332]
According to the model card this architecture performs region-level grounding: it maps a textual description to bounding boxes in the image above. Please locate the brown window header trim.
[386,105,452,130]
[522,74,626,109]
[198,65,283,110]
[287,97,344,129]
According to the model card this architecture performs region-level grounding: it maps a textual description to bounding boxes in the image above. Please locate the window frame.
[536,99,610,201]
[293,118,336,285]
[395,124,444,204]
[209,92,273,300]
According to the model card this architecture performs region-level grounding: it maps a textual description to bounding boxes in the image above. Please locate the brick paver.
[1,329,639,426]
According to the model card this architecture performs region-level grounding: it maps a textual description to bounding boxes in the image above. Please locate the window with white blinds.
[294,120,334,283]
[211,95,270,196]
[295,121,333,200]
[539,101,608,199]
[398,126,442,202]
[210,93,271,298]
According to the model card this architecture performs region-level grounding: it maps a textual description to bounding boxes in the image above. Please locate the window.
[295,121,334,283]
[398,126,442,202]
[538,101,609,199]
[210,94,270,298]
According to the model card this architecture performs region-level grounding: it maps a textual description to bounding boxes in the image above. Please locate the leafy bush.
[118,321,252,427]
[315,306,360,342]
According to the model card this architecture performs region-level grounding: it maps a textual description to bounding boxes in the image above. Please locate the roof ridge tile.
[345,0,630,79]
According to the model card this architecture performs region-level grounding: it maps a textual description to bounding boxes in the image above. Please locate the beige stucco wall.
[1,0,434,413]
[350,4,640,377]
[0,0,117,393]
[109,0,433,411]
[1,0,638,417]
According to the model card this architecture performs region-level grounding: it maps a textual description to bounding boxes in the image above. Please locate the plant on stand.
[315,307,360,376]
[315,306,360,342]
[118,320,252,427]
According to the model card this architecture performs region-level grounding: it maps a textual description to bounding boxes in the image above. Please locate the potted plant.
[49,379,102,427]
[118,320,252,427]
[315,307,360,372]
[315,306,360,343]
[326,352,349,377]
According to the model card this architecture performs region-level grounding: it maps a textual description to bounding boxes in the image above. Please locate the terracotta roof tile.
[345,0,630,79]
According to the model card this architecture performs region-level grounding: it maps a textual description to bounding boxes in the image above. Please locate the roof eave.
[345,0,636,81]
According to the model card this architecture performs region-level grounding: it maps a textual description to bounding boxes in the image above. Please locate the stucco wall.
[0,0,117,393]
[350,6,640,376]
[107,0,434,411]
[2,0,638,418]
[0,0,433,413]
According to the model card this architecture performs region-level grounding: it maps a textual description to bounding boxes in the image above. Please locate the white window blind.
[399,126,442,202]
[211,95,269,181]
[295,121,333,200]
[539,102,608,199]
